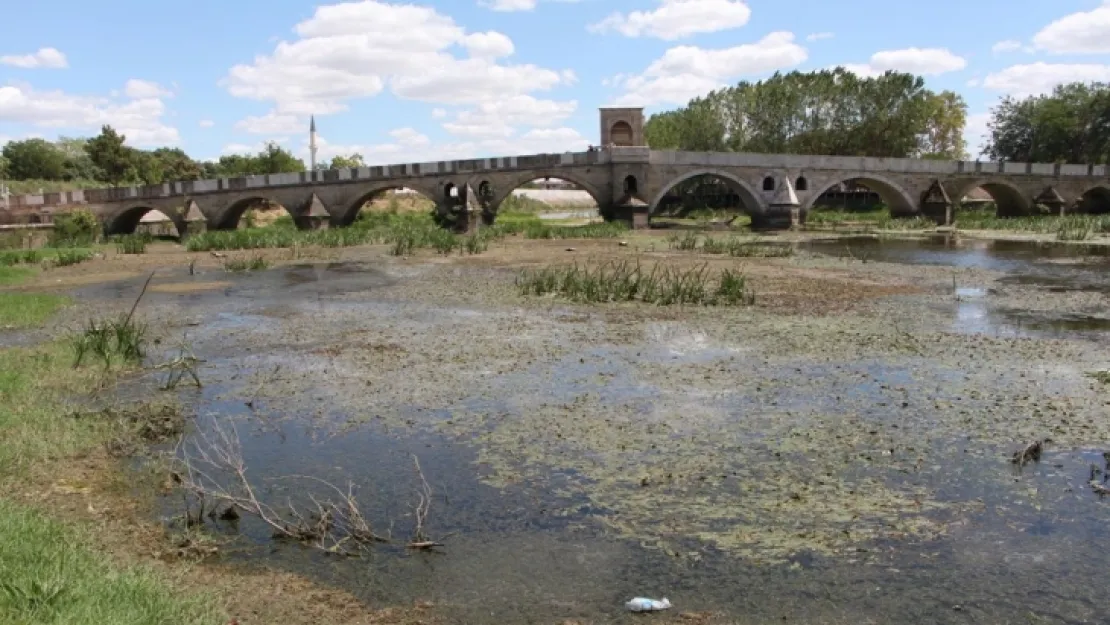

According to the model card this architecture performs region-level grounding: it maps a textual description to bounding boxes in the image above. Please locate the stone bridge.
[2,107,1109,235]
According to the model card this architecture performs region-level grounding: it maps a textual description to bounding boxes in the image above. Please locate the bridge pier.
[750,208,799,231]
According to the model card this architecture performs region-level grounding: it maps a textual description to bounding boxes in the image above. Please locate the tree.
[983,82,1110,163]
[84,125,136,185]
[256,142,305,174]
[643,68,958,159]
[150,147,202,182]
[328,153,365,169]
[2,138,68,180]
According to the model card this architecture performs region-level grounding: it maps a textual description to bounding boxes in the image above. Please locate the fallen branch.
[154,333,204,390]
[407,454,444,550]
[1011,440,1044,467]
[174,419,389,556]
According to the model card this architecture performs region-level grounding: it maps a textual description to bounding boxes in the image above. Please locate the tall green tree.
[84,125,136,185]
[2,139,68,180]
[327,153,365,169]
[984,82,1110,163]
[643,68,963,159]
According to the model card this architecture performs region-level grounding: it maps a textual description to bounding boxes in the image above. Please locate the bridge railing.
[2,147,1107,211]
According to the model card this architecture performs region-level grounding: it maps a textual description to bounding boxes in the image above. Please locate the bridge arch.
[1079,185,1110,214]
[335,184,439,226]
[485,171,608,215]
[803,174,917,216]
[213,196,297,230]
[104,205,184,238]
[648,169,766,217]
[948,180,1034,217]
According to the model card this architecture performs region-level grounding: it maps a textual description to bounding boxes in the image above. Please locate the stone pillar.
[756,176,800,231]
[920,179,952,225]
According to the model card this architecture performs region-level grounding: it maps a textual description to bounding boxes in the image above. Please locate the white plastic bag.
[625,597,672,612]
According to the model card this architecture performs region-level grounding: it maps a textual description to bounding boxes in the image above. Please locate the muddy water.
[86,241,1110,624]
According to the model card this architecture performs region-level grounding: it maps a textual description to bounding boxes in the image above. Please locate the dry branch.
[407,454,444,550]
[174,419,389,556]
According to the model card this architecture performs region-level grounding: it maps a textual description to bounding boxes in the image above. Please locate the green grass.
[0,293,69,328]
[223,254,270,272]
[0,266,35,286]
[522,221,628,239]
[0,500,216,625]
[70,315,147,368]
[0,341,218,625]
[0,248,94,268]
[517,259,755,306]
[113,234,151,255]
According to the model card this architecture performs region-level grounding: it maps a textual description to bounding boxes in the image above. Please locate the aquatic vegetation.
[70,315,147,368]
[516,260,755,306]
[223,254,269,272]
[0,248,93,268]
[522,221,627,240]
[698,236,795,257]
[114,233,150,254]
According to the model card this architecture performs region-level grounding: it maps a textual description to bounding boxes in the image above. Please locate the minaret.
[309,115,318,170]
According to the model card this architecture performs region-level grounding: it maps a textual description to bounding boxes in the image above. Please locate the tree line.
[0,125,369,190]
[645,67,1110,165]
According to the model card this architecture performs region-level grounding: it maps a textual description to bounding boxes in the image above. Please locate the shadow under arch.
[1079,185,1110,214]
[212,196,293,231]
[950,180,1033,217]
[334,185,439,227]
[647,169,765,217]
[104,206,183,238]
[485,172,608,216]
[803,174,917,215]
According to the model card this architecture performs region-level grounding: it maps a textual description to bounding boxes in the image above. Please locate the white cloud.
[806,32,834,42]
[235,111,307,135]
[588,0,752,40]
[479,0,536,10]
[610,31,807,106]
[843,47,967,77]
[1032,3,1110,54]
[304,125,590,165]
[198,119,215,128]
[0,82,179,146]
[431,108,447,119]
[222,0,575,139]
[982,62,1110,96]
[124,79,172,99]
[991,40,1022,54]
[0,47,67,69]
[462,31,515,59]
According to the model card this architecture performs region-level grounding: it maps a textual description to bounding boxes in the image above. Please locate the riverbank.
[1,224,1108,624]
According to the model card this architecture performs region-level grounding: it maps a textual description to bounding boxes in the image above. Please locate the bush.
[50,209,100,247]
[114,234,148,254]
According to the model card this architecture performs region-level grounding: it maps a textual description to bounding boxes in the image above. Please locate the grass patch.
[186,212,499,258]
[223,254,270,273]
[0,341,217,624]
[522,221,627,239]
[670,234,795,258]
[0,500,216,625]
[114,233,151,255]
[0,248,94,268]
[517,259,755,306]
[1085,370,1110,385]
[0,266,34,286]
[0,293,69,328]
[70,315,147,368]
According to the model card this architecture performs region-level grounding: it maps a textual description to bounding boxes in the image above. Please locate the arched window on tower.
[610,121,634,146]
[795,176,808,191]
[762,176,775,191]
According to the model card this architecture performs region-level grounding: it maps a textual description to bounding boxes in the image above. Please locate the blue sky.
[1,0,1109,165]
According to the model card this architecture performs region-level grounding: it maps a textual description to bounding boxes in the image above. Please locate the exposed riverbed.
[23,234,1110,624]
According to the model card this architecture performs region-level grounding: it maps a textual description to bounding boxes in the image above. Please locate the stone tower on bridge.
[599,107,645,147]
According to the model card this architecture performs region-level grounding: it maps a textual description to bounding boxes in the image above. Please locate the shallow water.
[87,247,1110,624]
